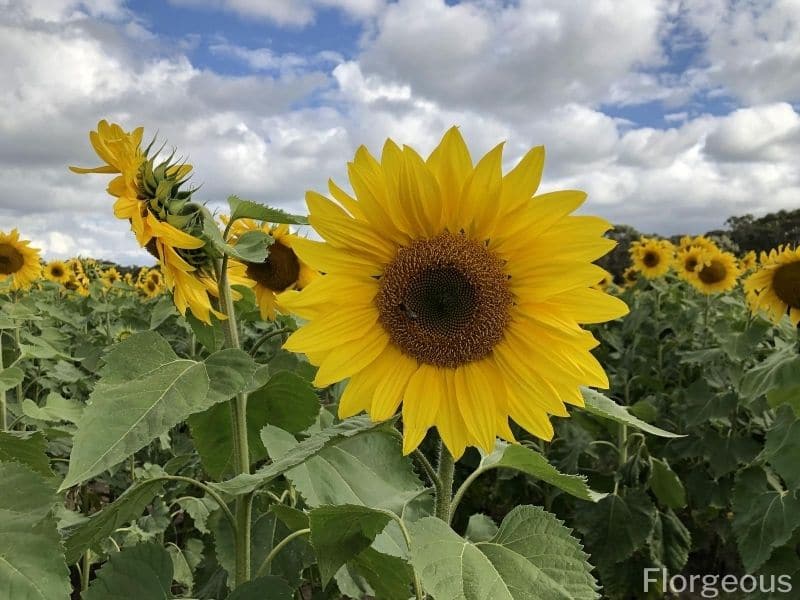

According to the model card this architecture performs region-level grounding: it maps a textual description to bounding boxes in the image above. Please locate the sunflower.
[744,246,800,326]
[592,269,613,291]
[101,267,122,287]
[630,238,674,278]
[688,249,740,295]
[739,250,757,272]
[679,235,718,253]
[622,266,639,288]
[71,121,225,324]
[279,128,628,458]
[139,277,162,299]
[226,218,317,320]
[674,246,705,282]
[44,260,71,284]
[0,229,42,290]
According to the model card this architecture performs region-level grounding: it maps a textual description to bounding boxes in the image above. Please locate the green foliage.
[83,542,173,599]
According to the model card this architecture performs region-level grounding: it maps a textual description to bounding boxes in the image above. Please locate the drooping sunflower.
[226,218,317,320]
[630,237,674,278]
[0,229,42,291]
[44,260,71,284]
[674,246,705,282]
[279,128,628,458]
[688,249,741,295]
[622,266,639,288]
[744,246,800,326]
[71,121,228,324]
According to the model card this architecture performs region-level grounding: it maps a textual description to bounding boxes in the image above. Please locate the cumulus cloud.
[1,0,799,265]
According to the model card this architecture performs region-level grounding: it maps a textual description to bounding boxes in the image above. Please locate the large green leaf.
[741,339,800,408]
[0,365,23,392]
[760,407,800,490]
[21,392,84,424]
[251,370,320,434]
[0,430,52,476]
[83,542,173,599]
[60,333,255,490]
[732,467,800,572]
[348,548,415,600]
[63,478,165,564]
[309,504,393,586]
[261,424,424,514]
[409,506,598,600]
[574,489,656,568]
[648,458,686,509]
[581,389,683,438]
[477,442,606,502]
[0,461,69,600]
[212,416,389,496]
[225,576,294,600]
[648,510,691,574]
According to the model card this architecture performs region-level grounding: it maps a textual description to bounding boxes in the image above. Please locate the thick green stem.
[0,332,6,431]
[217,257,253,588]
[13,327,23,406]
[434,439,455,523]
[80,550,91,591]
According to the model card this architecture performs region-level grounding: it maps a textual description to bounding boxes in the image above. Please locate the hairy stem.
[218,257,253,587]
[434,438,455,523]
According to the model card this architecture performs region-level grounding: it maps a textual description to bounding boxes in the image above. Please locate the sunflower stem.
[217,256,253,588]
[434,438,455,523]
[0,331,6,431]
[13,324,23,408]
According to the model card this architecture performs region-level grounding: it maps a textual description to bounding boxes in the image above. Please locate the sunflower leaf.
[232,230,273,263]
[0,430,52,476]
[83,542,174,600]
[581,388,683,438]
[59,332,256,491]
[0,366,23,392]
[228,195,309,225]
[409,505,599,600]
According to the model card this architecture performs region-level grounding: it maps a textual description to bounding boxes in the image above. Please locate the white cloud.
[168,0,384,26]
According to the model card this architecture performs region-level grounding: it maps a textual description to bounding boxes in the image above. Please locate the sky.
[1,0,799,265]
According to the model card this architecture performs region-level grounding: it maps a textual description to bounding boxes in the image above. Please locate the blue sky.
[1,0,799,263]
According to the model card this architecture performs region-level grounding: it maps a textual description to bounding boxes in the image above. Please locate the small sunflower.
[688,249,741,295]
[0,229,42,290]
[674,246,705,282]
[679,235,718,253]
[226,218,317,320]
[139,277,162,299]
[592,269,613,291]
[279,128,628,458]
[744,246,800,326]
[622,266,639,288]
[101,267,122,287]
[44,260,71,284]
[739,250,757,272]
[630,238,674,278]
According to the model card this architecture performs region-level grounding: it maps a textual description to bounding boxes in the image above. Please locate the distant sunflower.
[622,266,639,288]
[689,249,740,295]
[139,278,162,299]
[744,246,800,326]
[630,238,674,278]
[227,218,317,320]
[592,269,613,291]
[740,251,757,272]
[675,246,705,282]
[101,267,122,287]
[679,235,718,253]
[280,128,628,458]
[0,229,41,290]
[44,260,71,284]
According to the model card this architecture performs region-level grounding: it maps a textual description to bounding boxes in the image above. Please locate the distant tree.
[596,224,642,283]
[725,209,800,253]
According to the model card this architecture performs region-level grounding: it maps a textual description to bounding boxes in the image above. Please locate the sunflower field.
[1,122,799,600]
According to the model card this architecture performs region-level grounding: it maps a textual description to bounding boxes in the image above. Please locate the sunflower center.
[376,232,512,368]
[685,257,698,272]
[51,266,65,278]
[246,241,300,292]
[643,251,659,268]
[773,261,800,309]
[698,260,727,284]
[0,243,24,275]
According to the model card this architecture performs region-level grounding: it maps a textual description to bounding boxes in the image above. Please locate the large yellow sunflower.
[279,128,628,458]
[674,246,705,282]
[630,238,674,278]
[226,218,317,320]
[688,249,741,295]
[71,121,224,324]
[0,229,41,290]
[44,260,71,284]
[744,246,800,326]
